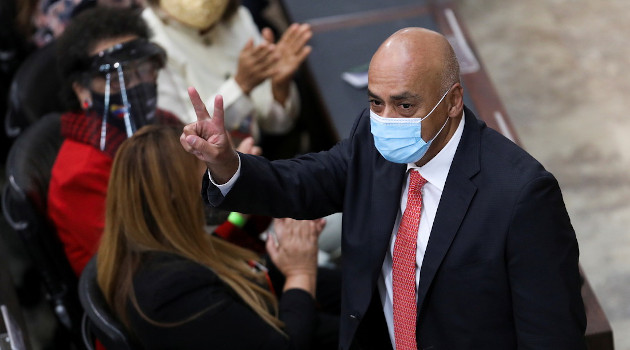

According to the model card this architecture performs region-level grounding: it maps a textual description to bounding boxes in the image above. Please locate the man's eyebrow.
[368,89,421,102]
[391,92,421,101]
[367,89,381,100]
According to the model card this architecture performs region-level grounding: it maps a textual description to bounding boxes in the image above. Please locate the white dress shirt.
[378,113,465,349]
[143,6,299,141]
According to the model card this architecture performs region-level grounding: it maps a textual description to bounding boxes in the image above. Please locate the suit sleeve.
[506,174,587,350]
[202,111,367,219]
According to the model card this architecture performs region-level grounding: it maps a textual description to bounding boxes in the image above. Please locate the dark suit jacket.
[128,252,318,349]
[203,107,587,350]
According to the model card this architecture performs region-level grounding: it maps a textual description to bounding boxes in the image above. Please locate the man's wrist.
[208,153,241,196]
[208,151,239,184]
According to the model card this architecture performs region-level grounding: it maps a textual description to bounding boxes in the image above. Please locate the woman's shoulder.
[134,251,219,289]
[131,252,227,322]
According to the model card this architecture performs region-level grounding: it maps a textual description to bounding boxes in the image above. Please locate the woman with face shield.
[80,37,167,148]
[47,7,182,276]
[141,0,312,155]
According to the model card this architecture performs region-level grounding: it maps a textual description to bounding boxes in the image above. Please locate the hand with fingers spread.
[234,39,278,95]
[262,23,312,104]
[266,217,326,297]
[180,88,239,184]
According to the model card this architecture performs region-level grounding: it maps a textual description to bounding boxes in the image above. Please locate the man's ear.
[72,81,92,109]
[447,82,464,117]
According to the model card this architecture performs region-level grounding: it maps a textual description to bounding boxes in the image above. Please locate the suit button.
[349,313,361,320]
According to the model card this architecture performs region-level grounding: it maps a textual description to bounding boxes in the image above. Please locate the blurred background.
[456,0,630,348]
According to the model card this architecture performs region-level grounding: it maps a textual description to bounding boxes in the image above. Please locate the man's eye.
[401,103,411,109]
[369,99,382,106]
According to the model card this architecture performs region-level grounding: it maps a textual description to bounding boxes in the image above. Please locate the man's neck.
[414,114,463,167]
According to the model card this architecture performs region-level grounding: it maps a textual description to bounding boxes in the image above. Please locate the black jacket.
[128,252,317,349]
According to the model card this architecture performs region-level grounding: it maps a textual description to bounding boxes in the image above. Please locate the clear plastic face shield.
[83,38,166,151]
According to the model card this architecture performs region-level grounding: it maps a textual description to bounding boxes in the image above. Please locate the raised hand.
[266,217,326,297]
[234,39,278,95]
[269,23,312,104]
[235,136,262,156]
[180,87,239,184]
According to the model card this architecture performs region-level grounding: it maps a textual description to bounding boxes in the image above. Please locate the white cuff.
[207,153,241,197]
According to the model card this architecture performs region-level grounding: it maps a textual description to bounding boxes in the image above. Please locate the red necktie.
[393,170,427,350]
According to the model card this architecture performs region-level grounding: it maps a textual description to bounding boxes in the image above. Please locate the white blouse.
[143,6,299,140]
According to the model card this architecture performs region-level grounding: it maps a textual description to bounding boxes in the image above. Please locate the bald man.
[182,28,586,350]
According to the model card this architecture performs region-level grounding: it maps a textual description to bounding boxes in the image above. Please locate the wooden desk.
[279,0,614,348]
[581,266,615,349]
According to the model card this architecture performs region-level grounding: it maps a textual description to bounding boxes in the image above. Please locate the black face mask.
[90,82,158,148]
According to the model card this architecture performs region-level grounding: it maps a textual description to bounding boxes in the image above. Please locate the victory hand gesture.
[180,87,239,184]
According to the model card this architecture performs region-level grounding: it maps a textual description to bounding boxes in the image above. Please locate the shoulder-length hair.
[97,124,283,332]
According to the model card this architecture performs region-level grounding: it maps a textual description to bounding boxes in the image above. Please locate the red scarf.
[61,109,182,158]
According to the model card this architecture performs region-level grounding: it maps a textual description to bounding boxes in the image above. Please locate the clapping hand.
[261,24,312,104]
[233,24,312,104]
[234,39,278,95]
[236,136,262,156]
[266,217,326,297]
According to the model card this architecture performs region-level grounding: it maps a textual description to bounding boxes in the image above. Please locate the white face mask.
[160,0,229,30]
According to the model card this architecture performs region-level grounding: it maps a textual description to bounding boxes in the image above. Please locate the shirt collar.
[407,111,466,191]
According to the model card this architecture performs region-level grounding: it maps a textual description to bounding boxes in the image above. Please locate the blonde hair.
[97,124,283,332]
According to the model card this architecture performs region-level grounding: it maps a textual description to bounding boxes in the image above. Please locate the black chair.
[79,257,140,350]
[4,41,65,138]
[1,112,86,349]
[0,0,33,160]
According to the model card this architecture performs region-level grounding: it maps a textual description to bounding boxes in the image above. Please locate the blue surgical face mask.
[370,89,450,164]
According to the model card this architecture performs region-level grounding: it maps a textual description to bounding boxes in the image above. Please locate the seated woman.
[97,124,331,349]
[47,7,181,276]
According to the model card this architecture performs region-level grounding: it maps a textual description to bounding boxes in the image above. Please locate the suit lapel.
[369,157,406,283]
[417,108,481,313]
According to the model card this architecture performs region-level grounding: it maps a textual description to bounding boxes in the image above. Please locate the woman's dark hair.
[56,7,151,111]
[15,0,38,39]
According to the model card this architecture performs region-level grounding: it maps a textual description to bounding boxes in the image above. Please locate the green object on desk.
[227,212,247,228]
